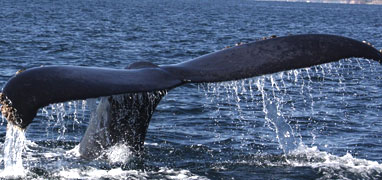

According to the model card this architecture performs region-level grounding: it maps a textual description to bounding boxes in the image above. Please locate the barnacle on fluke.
[0,93,22,127]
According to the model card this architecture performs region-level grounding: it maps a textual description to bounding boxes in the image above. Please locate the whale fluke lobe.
[161,34,382,83]
[0,34,381,159]
[1,66,182,128]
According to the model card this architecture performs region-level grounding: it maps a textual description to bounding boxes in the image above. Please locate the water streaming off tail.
[201,59,379,155]
[0,100,89,178]
[1,124,26,178]
[197,59,382,179]
[256,76,298,154]
[39,100,88,141]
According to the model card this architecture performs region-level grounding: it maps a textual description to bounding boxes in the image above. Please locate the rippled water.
[0,0,382,179]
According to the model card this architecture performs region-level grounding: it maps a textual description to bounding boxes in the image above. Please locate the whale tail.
[0,34,381,158]
[1,34,381,129]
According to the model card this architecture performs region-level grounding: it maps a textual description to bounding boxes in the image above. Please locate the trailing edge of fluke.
[0,34,381,129]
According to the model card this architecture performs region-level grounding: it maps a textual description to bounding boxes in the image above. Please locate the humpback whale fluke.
[0,34,381,159]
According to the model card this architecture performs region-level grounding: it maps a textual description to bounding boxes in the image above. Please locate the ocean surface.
[0,0,382,179]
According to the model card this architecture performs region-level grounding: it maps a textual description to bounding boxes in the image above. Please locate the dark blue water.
[0,0,382,179]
